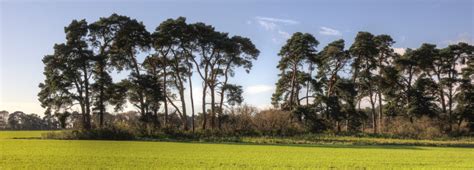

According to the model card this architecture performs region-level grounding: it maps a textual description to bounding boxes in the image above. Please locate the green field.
[0,131,473,169]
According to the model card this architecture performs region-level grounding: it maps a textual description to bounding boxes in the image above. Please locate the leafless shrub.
[383,116,444,139]
[253,109,303,135]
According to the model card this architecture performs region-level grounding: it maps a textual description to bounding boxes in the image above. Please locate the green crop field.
[0,131,473,169]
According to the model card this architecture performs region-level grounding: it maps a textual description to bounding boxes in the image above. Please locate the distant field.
[0,131,473,169]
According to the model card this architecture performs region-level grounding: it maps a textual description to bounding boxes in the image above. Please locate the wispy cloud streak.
[255,16,299,25]
[319,26,342,36]
[254,16,298,43]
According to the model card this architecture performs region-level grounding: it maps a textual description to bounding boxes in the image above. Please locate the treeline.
[272,32,473,135]
[38,14,473,138]
[38,14,259,133]
[2,111,59,130]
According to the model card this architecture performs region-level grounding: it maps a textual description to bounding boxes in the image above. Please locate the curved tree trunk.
[289,62,298,110]
[130,54,146,117]
[175,72,188,130]
[306,63,312,105]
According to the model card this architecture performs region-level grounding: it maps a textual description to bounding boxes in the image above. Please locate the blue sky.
[1,0,473,115]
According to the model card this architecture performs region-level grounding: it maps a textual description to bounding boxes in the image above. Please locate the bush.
[43,126,135,140]
[383,116,444,139]
[306,118,331,133]
[253,109,303,135]
[219,105,259,135]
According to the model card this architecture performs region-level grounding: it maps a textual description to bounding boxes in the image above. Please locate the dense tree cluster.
[38,14,473,136]
[2,111,59,130]
[38,14,259,133]
[273,32,474,134]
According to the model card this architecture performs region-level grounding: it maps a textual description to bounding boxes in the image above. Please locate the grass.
[0,131,473,169]
[240,135,474,147]
[0,130,53,139]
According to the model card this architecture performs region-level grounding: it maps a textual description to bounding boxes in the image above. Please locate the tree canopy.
[38,14,473,136]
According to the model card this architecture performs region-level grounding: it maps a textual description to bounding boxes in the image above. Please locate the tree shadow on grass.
[213,142,427,150]
[31,133,474,149]
[170,140,428,150]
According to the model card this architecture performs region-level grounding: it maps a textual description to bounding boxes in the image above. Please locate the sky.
[1,0,473,115]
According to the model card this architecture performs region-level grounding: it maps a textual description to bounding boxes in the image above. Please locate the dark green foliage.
[45,128,135,140]
[55,111,71,129]
[407,77,439,118]
[36,14,474,138]
[38,19,94,129]
[38,14,259,134]
[221,84,244,106]
[292,105,330,133]
[7,111,58,130]
[273,32,319,110]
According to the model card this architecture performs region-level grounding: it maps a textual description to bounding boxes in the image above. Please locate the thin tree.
[349,32,378,133]
[272,32,319,111]
[315,39,351,130]
[373,34,396,130]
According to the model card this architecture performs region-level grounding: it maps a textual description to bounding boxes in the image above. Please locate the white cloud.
[319,26,342,36]
[393,47,406,55]
[253,16,298,43]
[255,16,299,25]
[257,20,277,31]
[245,85,274,95]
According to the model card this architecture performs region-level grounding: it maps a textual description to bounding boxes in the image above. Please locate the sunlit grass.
[0,131,473,169]
[242,135,474,147]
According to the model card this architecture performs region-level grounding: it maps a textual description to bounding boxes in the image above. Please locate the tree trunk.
[179,86,188,130]
[210,85,216,129]
[289,62,298,110]
[378,91,383,132]
[83,65,91,130]
[97,43,108,128]
[406,66,413,119]
[369,90,377,134]
[218,87,226,129]
[188,75,195,133]
[130,55,146,117]
[367,59,377,134]
[296,86,301,106]
[175,72,188,130]
[378,60,383,132]
[432,71,447,131]
[438,85,447,114]
[306,63,312,105]
[445,64,455,132]
[98,60,105,128]
[448,84,453,132]
[163,64,168,127]
[218,63,232,129]
[99,85,104,128]
[79,101,86,129]
[202,83,208,130]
